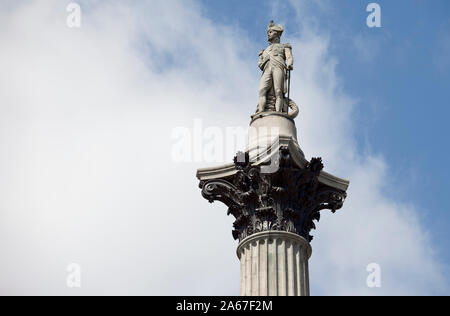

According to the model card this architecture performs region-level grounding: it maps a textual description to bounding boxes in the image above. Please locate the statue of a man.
[257,21,293,113]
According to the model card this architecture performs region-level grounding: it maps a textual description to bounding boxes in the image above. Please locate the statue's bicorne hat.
[267,20,284,34]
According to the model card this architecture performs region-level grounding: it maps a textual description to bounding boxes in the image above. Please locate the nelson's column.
[196,21,349,296]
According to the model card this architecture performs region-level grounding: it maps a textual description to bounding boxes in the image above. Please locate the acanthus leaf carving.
[199,148,347,242]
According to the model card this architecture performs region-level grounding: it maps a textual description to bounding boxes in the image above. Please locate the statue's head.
[267,20,283,43]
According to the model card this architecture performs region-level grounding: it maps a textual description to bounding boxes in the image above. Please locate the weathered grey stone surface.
[237,231,311,296]
[197,114,349,191]
[199,146,346,242]
[248,111,299,162]
[258,21,294,114]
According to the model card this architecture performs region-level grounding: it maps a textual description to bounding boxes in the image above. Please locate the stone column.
[197,112,349,297]
[237,231,311,296]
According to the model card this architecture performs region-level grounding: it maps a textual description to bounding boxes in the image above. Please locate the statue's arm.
[285,45,293,70]
[258,49,267,71]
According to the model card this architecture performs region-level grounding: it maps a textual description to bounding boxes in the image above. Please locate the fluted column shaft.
[237,231,312,296]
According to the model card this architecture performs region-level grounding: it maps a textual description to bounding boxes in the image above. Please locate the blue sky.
[199,0,450,262]
[0,0,449,295]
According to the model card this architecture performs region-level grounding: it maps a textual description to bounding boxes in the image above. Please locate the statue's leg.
[258,69,273,113]
[273,67,285,112]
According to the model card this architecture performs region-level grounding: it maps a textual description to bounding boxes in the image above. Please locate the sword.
[287,69,291,103]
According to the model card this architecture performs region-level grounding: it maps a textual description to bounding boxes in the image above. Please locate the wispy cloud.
[0,0,447,295]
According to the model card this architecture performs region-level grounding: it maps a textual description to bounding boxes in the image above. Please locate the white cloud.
[352,33,380,63]
[0,0,447,295]
[0,0,247,295]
